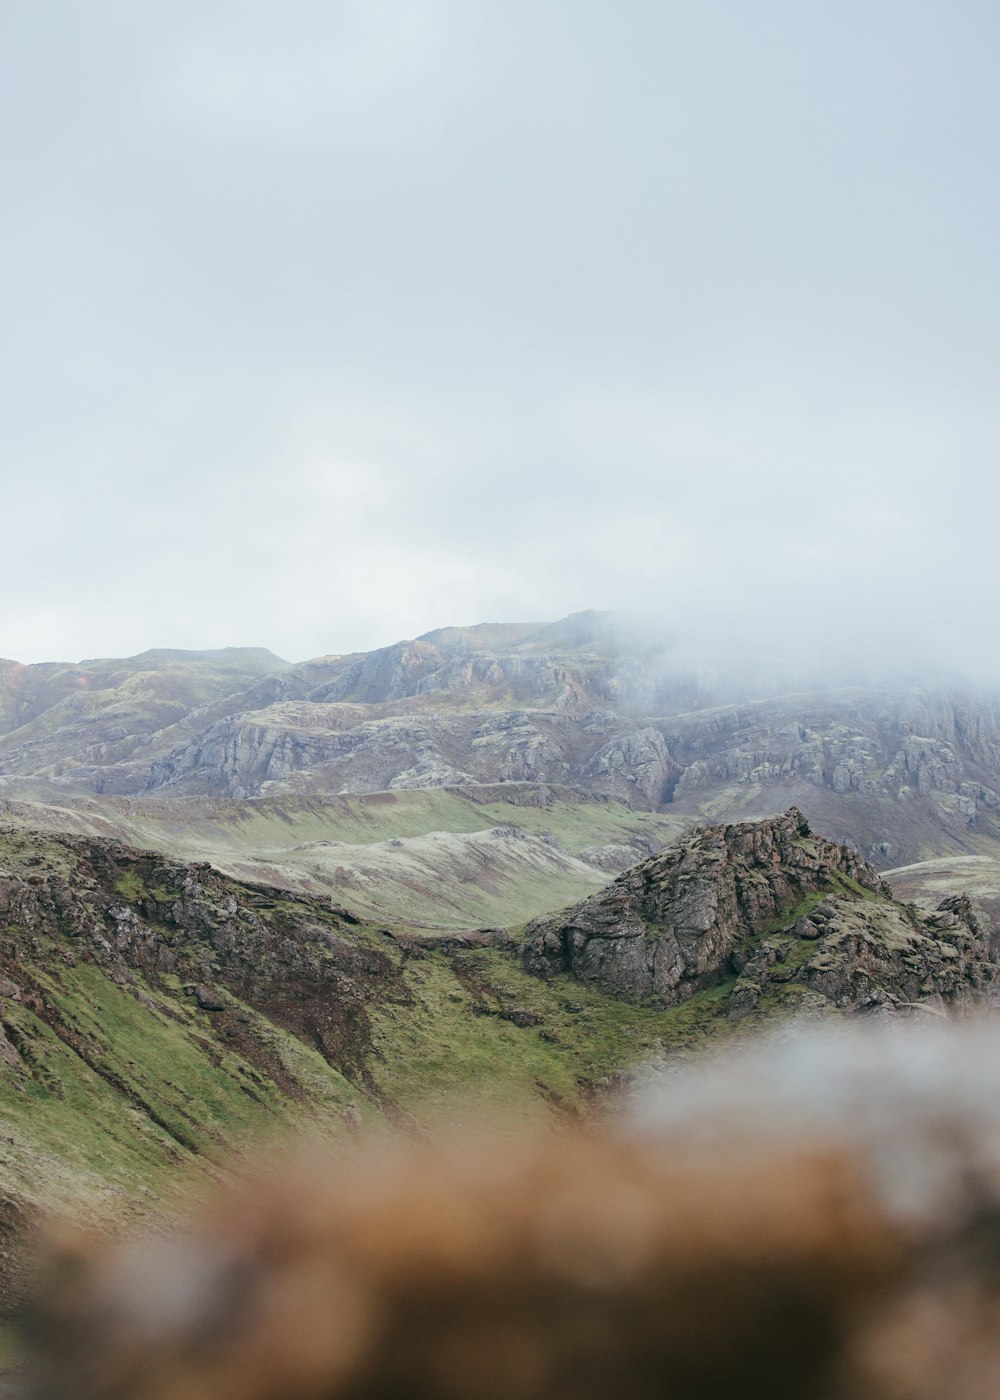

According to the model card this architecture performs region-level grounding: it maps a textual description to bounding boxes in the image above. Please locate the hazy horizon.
[3,2,998,670]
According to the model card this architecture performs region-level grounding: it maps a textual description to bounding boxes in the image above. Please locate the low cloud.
[1,2,997,680]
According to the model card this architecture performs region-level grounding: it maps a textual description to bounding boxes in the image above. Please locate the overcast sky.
[2,1,998,667]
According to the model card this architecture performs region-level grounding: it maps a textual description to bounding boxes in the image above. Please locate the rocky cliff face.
[144,706,623,799]
[663,689,1000,824]
[134,689,1000,869]
[524,809,998,1016]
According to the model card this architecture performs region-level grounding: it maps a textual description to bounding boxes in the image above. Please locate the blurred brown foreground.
[24,1022,1000,1400]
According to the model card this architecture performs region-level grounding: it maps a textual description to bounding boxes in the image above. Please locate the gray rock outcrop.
[582,728,680,803]
[524,808,998,1015]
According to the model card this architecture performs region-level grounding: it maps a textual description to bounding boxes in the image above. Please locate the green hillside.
[0,789,685,927]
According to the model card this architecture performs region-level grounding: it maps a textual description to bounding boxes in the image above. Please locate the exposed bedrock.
[524,808,998,1013]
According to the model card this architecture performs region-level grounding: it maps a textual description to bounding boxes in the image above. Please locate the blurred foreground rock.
[26,1021,1000,1400]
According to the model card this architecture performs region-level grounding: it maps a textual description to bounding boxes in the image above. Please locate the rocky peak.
[524,808,995,1016]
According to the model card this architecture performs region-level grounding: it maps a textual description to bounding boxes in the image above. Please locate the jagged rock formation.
[524,809,998,1016]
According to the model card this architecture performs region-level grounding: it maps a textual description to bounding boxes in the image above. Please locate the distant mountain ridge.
[3,612,1000,871]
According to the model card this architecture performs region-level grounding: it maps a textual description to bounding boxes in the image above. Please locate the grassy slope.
[0,955,366,1228]
[0,791,687,928]
[0,932,756,1218]
[368,951,744,1121]
[0,1322,18,1369]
